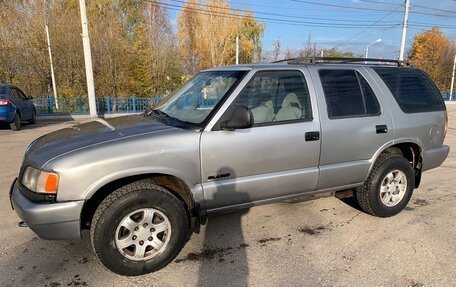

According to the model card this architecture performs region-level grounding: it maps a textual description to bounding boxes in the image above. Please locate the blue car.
[0,84,36,131]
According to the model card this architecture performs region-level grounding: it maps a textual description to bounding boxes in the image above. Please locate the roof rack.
[272,57,410,67]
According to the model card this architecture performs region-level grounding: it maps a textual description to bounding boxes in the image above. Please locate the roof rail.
[272,57,410,67]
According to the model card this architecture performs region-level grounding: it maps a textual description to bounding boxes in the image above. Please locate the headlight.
[21,166,59,194]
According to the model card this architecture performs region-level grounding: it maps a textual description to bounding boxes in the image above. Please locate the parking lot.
[0,106,455,287]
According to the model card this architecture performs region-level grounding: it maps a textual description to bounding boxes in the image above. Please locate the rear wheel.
[10,113,21,131]
[356,153,414,217]
[90,181,190,276]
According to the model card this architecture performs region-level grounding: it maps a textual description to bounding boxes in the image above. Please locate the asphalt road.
[0,106,455,287]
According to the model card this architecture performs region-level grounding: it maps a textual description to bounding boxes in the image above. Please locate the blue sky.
[166,0,456,59]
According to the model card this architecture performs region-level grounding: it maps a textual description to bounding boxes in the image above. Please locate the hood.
[25,115,177,168]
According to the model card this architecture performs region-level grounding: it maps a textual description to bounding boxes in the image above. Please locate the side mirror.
[220,106,253,130]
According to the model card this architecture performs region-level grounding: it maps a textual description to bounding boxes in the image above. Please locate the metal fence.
[32,96,161,115]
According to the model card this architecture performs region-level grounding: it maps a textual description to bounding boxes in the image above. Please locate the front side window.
[319,70,380,119]
[156,70,246,126]
[231,70,312,125]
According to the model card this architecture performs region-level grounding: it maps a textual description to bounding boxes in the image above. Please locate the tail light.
[444,114,448,138]
[0,99,10,106]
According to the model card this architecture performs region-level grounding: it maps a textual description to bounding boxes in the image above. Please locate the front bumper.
[422,145,450,172]
[10,178,84,240]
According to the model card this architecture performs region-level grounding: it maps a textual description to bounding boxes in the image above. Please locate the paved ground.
[1,107,456,287]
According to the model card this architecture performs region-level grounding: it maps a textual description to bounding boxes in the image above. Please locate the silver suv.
[10,58,449,275]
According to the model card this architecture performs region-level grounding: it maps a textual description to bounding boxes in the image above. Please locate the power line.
[291,0,400,12]
[150,0,456,42]
[168,0,398,24]
[357,0,403,7]
[230,0,390,15]
[334,4,403,48]
[149,1,399,28]
[291,0,456,19]
[412,3,456,14]
[409,24,456,30]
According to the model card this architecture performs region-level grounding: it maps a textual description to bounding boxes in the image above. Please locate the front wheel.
[90,181,190,276]
[356,153,415,217]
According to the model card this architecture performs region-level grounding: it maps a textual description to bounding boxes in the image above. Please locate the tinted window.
[16,88,27,99]
[11,89,23,100]
[319,70,380,119]
[374,67,445,113]
[232,70,312,125]
[0,86,5,95]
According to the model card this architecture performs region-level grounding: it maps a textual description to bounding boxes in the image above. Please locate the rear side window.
[11,89,24,100]
[0,87,5,95]
[374,67,445,113]
[319,70,380,119]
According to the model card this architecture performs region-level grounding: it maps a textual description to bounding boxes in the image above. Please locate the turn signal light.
[44,173,59,193]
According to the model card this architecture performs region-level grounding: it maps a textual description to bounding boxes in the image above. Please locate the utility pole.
[399,0,410,61]
[450,54,456,101]
[235,36,239,65]
[44,0,58,110]
[78,0,97,118]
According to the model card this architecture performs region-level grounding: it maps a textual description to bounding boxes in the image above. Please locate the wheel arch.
[80,173,201,232]
[369,140,423,188]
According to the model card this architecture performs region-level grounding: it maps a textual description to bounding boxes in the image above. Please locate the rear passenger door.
[200,69,321,212]
[16,88,34,119]
[309,67,394,190]
[10,88,25,116]
[11,88,32,119]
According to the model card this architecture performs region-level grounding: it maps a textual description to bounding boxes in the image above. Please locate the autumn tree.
[0,0,183,98]
[177,0,265,73]
[408,27,449,90]
[0,0,264,99]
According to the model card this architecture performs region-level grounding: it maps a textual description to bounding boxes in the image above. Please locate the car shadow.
[193,167,251,287]
[334,189,364,212]
[0,231,99,286]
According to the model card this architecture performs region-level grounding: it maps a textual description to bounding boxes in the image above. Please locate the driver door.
[200,69,321,213]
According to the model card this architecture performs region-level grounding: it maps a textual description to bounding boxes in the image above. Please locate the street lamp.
[365,39,382,59]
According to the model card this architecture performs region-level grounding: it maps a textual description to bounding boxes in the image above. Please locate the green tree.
[321,48,355,58]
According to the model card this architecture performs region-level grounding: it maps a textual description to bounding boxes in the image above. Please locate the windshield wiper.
[145,109,173,124]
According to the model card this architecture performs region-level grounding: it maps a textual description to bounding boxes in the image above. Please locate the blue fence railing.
[32,96,161,115]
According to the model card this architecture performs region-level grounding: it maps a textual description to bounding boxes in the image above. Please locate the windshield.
[156,70,246,126]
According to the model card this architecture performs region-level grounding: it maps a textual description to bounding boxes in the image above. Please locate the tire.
[29,109,36,124]
[90,181,190,276]
[355,153,415,217]
[10,113,21,131]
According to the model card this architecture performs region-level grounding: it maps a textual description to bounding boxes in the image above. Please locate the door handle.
[305,131,320,141]
[376,125,388,134]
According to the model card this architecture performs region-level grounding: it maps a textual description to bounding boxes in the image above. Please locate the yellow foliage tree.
[408,27,449,90]
[177,0,265,73]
